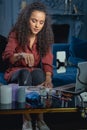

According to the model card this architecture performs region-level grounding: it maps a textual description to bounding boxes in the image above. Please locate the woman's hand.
[23,53,34,67]
[14,53,34,67]
[42,80,53,88]
[13,53,23,62]
[41,74,53,88]
[19,53,34,67]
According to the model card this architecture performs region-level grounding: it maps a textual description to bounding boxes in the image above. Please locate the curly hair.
[10,2,54,57]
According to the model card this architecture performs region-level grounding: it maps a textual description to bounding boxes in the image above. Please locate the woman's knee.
[31,68,45,86]
[18,69,32,86]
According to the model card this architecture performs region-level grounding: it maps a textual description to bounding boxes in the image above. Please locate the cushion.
[52,67,77,87]
[68,56,85,65]
[68,36,87,65]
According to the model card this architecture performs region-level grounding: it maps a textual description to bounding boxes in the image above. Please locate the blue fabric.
[52,67,77,87]
[0,73,7,84]
[69,36,87,60]
[52,43,77,87]
[26,92,43,108]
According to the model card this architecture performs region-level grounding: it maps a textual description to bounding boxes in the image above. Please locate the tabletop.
[0,83,86,115]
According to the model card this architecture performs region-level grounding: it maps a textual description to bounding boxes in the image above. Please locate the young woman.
[2,2,54,130]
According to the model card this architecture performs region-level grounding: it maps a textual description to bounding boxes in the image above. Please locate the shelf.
[50,13,84,17]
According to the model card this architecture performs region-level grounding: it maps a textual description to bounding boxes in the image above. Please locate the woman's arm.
[41,48,53,88]
[2,32,18,64]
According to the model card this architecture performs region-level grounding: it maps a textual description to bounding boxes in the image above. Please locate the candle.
[9,83,18,101]
[17,86,25,103]
[0,103,12,109]
[65,0,68,5]
[0,85,12,104]
[64,0,69,14]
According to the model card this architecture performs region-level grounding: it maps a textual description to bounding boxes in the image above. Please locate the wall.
[0,0,12,36]
[0,0,87,41]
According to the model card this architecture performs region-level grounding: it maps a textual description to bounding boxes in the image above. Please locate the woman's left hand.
[41,76,53,88]
[42,81,53,88]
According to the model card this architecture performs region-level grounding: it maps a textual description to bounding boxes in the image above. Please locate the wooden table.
[0,107,78,115]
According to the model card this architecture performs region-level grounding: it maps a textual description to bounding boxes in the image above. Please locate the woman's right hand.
[19,53,34,67]
[14,53,34,67]
[14,53,23,62]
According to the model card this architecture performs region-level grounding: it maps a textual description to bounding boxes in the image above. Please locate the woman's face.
[29,10,46,35]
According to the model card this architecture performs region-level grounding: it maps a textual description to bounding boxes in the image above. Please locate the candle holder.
[64,0,72,14]
[68,0,72,14]
[21,0,27,10]
[64,0,69,14]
